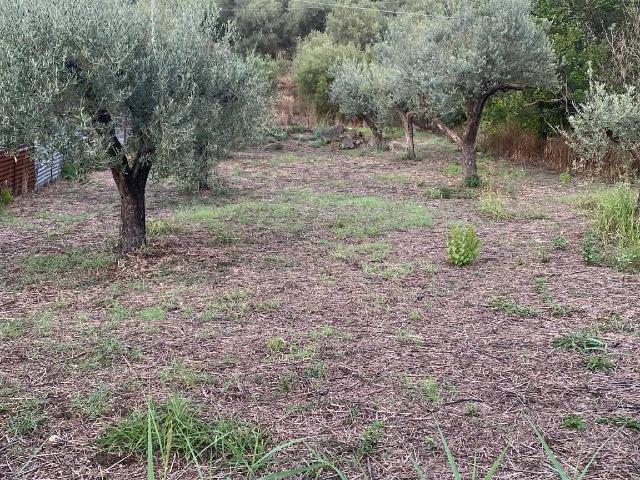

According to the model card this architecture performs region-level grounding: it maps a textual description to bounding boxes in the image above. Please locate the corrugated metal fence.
[34,146,63,190]
[0,146,62,195]
[0,148,35,195]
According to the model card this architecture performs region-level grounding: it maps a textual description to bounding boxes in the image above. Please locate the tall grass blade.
[249,439,307,473]
[484,447,507,480]
[529,419,570,480]
[575,429,620,480]
[412,458,429,479]
[437,425,462,480]
[146,401,155,480]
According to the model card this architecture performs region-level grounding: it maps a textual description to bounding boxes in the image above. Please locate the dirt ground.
[1,134,639,479]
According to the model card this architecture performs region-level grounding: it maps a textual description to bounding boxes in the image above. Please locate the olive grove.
[0,0,270,252]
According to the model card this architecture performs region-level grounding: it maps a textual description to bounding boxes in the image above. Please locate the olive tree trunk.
[402,111,415,158]
[112,163,151,253]
[433,84,524,185]
[461,102,482,185]
[368,125,385,150]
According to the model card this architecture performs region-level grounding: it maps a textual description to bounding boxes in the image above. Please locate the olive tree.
[376,18,428,158]
[381,0,557,184]
[568,83,640,176]
[0,0,270,252]
[330,60,389,148]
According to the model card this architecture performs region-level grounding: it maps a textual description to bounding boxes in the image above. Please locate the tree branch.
[432,117,462,147]
[485,83,525,98]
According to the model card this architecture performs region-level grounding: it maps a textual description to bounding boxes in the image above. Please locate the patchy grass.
[596,415,640,432]
[479,193,511,220]
[175,191,432,241]
[562,413,588,430]
[443,163,463,176]
[488,296,540,318]
[0,317,27,339]
[3,136,639,478]
[573,184,640,270]
[71,385,111,419]
[202,290,252,322]
[373,173,413,183]
[4,397,48,436]
[534,276,575,317]
[159,358,215,388]
[22,249,113,274]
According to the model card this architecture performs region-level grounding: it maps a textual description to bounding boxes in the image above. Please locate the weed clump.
[576,185,640,270]
[446,225,480,266]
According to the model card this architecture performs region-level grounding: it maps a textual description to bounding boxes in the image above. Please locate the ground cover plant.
[1,129,638,479]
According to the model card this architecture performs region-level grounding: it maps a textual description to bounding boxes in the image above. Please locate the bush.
[446,225,480,266]
[0,186,13,206]
[292,32,366,117]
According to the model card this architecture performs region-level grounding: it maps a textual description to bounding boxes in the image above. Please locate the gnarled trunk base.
[112,165,150,253]
[369,128,385,150]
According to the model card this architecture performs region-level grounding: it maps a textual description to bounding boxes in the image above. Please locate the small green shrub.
[356,420,385,458]
[446,225,480,266]
[585,354,615,371]
[266,336,288,354]
[464,402,479,417]
[581,232,601,265]
[418,376,442,404]
[61,161,87,180]
[0,186,13,206]
[559,169,572,185]
[464,175,483,188]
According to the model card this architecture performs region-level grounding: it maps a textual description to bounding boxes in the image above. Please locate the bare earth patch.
[1,135,638,479]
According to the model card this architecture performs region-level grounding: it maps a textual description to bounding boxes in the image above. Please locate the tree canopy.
[0,0,271,252]
[379,0,558,182]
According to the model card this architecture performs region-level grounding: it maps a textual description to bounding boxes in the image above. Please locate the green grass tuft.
[98,396,270,469]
